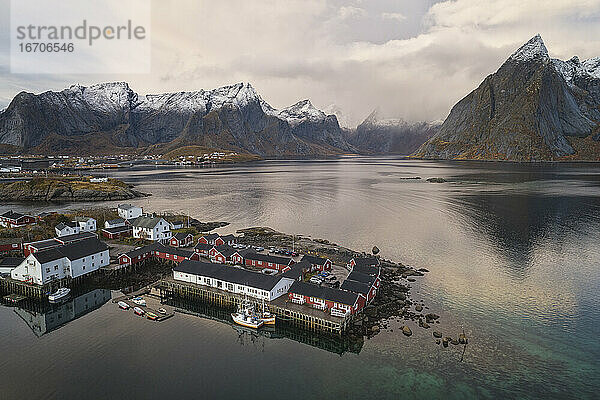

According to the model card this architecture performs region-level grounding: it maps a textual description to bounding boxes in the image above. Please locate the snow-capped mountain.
[346,110,439,155]
[322,104,354,129]
[413,34,600,161]
[0,82,352,156]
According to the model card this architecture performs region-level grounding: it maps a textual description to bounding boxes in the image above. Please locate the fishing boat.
[231,302,263,329]
[132,297,146,306]
[133,306,145,316]
[48,288,70,302]
[158,308,167,314]
[118,301,130,310]
[146,312,159,320]
[258,299,276,325]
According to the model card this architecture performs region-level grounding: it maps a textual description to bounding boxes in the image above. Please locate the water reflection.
[167,296,364,355]
[11,289,111,337]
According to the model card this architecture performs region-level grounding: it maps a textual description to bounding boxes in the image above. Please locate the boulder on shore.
[433,331,442,338]
[402,326,412,336]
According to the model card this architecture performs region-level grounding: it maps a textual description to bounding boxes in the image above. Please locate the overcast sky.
[1,0,599,127]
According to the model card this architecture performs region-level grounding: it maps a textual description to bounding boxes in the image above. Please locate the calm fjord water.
[1,157,599,399]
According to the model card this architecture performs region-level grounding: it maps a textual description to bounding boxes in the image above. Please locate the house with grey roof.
[10,238,109,285]
[130,215,172,242]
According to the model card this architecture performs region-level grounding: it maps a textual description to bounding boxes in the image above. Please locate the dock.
[112,284,174,322]
[159,277,351,334]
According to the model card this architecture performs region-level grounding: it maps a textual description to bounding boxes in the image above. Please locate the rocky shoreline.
[235,227,467,345]
[0,177,149,202]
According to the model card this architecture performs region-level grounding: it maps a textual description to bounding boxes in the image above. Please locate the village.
[0,203,389,335]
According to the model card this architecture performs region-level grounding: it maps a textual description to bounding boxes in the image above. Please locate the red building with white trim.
[0,211,37,228]
[287,281,366,317]
[244,252,294,272]
[170,232,194,248]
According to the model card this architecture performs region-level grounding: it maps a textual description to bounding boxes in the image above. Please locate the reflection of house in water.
[167,297,364,355]
[13,289,111,337]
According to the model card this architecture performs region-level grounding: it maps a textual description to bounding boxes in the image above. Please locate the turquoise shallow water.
[1,157,599,399]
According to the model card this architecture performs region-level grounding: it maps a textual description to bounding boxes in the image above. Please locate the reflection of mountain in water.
[167,296,364,355]
[447,190,600,277]
[13,289,111,337]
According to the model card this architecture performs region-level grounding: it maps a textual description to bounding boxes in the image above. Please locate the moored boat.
[48,288,70,302]
[133,306,145,316]
[146,312,159,320]
[231,310,264,329]
[118,301,130,310]
[132,297,146,306]
[258,300,276,325]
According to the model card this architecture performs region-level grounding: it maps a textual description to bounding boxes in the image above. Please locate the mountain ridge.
[0,82,355,157]
[412,35,600,161]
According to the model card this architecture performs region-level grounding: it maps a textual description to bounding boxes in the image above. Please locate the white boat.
[118,301,130,310]
[133,306,145,316]
[232,301,263,329]
[232,311,264,329]
[132,297,146,306]
[48,288,70,302]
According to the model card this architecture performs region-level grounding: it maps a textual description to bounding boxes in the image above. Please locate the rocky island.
[0,176,148,202]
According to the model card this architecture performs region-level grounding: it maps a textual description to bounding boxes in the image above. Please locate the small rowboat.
[118,301,130,310]
[48,288,70,302]
[158,308,167,314]
[133,306,144,316]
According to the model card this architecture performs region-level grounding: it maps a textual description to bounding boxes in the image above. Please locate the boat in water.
[48,288,70,302]
[146,312,159,321]
[133,307,145,316]
[258,300,275,325]
[118,301,130,310]
[232,302,263,329]
[132,297,146,306]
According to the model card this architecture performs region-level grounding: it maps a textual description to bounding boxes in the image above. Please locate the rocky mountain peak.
[509,34,549,63]
[277,99,327,126]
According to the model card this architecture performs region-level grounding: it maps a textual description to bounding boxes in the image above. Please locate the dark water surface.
[1,157,599,399]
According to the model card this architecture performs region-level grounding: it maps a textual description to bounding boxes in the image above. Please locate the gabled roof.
[130,215,166,229]
[106,218,125,225]
[194,242,213,251]
[351,256,380,268]
[0,257,25,268]
[32,248,65,264]
[346,270,377,286]
[55,232,97,244]
[174,260,284,291]
[220,234,236,242]
[26,238,59,250]
[0,237,22,245]
[123,243,159,259]
[302,254,329,265]
[56,221,77,230]
[118,204,141,210]
[340,279,370,295]
[200,233,220,241]
[173,232,191,241]
[213,245,237,258]
[102,225,132,234]
[1,211,27,220]
[282,262,306,280]
[352,263,380,276]
[58,238,109,261]
[289,281,359,306]
[74,216,94,223]
[244,252,293,265]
